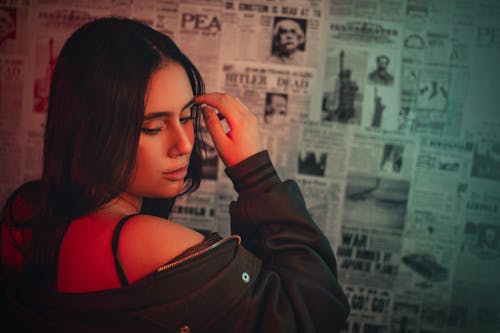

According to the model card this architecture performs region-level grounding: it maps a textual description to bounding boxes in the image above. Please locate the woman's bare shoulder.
[116,214,205,283]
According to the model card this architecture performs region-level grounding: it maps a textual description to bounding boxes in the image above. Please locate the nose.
[167,123,193,158]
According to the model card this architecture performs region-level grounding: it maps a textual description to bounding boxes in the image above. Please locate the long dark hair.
[1,17,205,286]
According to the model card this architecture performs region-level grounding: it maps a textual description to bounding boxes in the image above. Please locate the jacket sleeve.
[225,151,350,333]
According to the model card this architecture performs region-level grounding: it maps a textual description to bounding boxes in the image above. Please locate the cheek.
[133,140,157,177]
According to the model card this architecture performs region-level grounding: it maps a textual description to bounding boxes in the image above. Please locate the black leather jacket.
[2,151,350,332]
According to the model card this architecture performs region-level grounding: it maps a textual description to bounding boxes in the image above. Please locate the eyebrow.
[143,97,195,121]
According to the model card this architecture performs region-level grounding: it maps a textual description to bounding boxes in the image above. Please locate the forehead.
[145,62,192,113]
[271,95,286,103]
[277,20,301,31]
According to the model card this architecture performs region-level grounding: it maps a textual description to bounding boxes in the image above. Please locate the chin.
[142,182,185,199]
[172,181,188,195]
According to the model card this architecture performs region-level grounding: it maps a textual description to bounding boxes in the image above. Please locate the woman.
[1,17,349,332]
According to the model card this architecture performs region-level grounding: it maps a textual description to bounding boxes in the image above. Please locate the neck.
[98,192,142,216]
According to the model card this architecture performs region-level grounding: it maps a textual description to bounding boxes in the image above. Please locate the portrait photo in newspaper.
[368,54,395,86]
[462,221,500,260]
[268,16,307,65]
[471,137,500,182]
[263,92,288,125]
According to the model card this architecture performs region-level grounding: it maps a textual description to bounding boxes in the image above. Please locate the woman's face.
[126,62,195,202]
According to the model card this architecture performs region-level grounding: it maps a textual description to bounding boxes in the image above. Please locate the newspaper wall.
[336,131,414,296]
[222,0,325,67]
[448,125,500,333]
[293,121,349,240]
[405,136,473,243]
[0,0,30,206]
[0,1,499,332]
[0,56,24,203]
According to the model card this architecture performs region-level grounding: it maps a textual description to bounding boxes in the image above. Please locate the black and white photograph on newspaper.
[321,48,366,124]
[471,137,500,182]
[343,173,409,230]
[367,54,395,86]
[268,16,307,65]
[380,144,404,174]
[263,92,288,125]
[298,150,327,177]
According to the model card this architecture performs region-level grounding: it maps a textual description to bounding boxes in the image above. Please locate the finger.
[201,104,230,148]
[196,94,243,135]
[195,93,245,120]
[231,95,247,110]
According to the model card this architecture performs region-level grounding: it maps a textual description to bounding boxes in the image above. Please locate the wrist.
[225,150,281,195]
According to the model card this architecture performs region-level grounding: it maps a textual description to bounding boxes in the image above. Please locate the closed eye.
[180,112,193,124]
[142,98,196,134]
[141,127,162,135]
[180,104,198,124]
[141,117,165,135]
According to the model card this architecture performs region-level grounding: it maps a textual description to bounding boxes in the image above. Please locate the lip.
[162,166,188,181]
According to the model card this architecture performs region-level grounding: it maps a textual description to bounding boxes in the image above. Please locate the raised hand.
[195,93,263,167]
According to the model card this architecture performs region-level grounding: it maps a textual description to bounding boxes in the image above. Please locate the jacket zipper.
[156,235,241,273]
